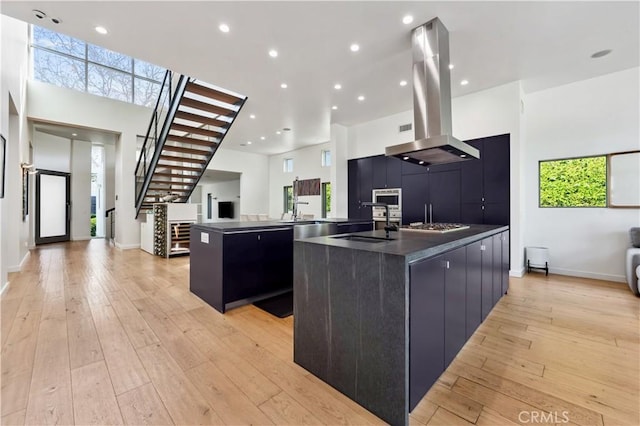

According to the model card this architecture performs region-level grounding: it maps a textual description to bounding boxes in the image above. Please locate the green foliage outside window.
[539,156,607,207]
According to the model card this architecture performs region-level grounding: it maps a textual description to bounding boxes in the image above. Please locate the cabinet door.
[480,238,493,321]
[444,247,467,367]
[386,156,402,188]
[461,203,484,225]
[372,155,387,189]
[261,228,294,294]
[492,234,503,306]
[430,170,461,223]
[348,160,359,218]
[358,158,374,219]
[402,173,429,225]
[465,241,482,339]
[224,232,261,303]
[402,158,428,175]
[460,140,483,204]
[501,231,510,295]
[484,202,509,226]
[409,255,445,410]
[483,135,510,204]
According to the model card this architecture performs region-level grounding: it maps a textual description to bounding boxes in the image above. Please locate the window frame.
[538,154,608,208]
[283,185,293,213]
[321,182,331,218]
[283,158,293,173]
[321,150,331,167]
[30,25,165,107]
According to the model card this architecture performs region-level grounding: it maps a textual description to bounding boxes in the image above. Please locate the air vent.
[399,123,412,133]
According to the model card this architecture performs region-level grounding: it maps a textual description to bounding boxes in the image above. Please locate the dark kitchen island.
[293,224,509,426]
[189,218,372,313]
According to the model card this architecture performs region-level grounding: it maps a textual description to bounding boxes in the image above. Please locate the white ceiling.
[33,121,118,144]
[3,1,638,156]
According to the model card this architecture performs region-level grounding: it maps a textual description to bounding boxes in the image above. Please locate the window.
[321,150,331,167]
[283,186,293,213]
[539,155,607,207]
[283,158,293,173]
[322,182,332,218]
[31,25,165,107]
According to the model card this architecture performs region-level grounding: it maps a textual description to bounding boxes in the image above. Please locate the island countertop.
[191,217,373,233]
[298,224,508,262]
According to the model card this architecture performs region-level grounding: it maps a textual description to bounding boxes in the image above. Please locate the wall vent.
[398,123,412,133]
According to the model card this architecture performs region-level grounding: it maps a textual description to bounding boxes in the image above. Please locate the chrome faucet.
[291,176,309,221]
[361,202,398,239]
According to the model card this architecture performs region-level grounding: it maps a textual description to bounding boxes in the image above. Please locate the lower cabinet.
[409,231,509,411]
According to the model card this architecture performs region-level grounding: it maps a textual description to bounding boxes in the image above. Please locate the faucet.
[361,202,398,239]
[291,176,309,222]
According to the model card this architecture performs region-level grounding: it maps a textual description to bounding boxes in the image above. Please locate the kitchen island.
[189,218,372,313]
[293,225,509,426]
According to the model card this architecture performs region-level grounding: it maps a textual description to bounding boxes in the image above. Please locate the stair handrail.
[134,72,190,215]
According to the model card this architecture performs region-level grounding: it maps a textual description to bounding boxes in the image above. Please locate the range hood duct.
[385,18,479,165]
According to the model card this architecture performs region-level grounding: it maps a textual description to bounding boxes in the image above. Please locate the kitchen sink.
[331,235,396,243]
[293,222,338,239]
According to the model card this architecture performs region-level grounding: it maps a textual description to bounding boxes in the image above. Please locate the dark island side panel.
[294,243,408,426]
[190,228,224,312]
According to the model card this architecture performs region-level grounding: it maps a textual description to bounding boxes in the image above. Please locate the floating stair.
[135,73,247,217]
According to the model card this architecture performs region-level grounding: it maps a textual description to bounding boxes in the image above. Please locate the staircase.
[135,71,247,218]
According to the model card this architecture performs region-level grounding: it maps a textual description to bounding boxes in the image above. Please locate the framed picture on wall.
[0,134,6,199]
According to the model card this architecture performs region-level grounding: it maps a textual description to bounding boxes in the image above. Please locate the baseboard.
[72,236,93,241]
[549,267,625,283]
[0,280,9,296]
[7,251,30,273]
[115,242,140,250]
[509,268,525,278]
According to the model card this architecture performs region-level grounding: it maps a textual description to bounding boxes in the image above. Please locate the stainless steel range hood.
[385,18,479,165]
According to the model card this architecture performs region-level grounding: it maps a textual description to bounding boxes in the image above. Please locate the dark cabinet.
[480,237,494,321]
[386,156,402,188]
[501,231,510,295]
[409,254,445,410]
[430,170,461,223]
[348,160,359,218]
[444,247,467,368]
[336,222,373,234]
[372,156,387,189]
[402,173,429,224]
[492,234,503,306]
[409,245,466,410]
[465,241,482,339]
[358,158,374,219]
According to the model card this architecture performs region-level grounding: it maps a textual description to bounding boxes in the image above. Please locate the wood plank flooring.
[1,240,638,425]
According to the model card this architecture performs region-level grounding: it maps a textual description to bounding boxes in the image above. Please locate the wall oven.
[371,188,402,229]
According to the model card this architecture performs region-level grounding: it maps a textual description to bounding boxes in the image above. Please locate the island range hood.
[385,18,479,165]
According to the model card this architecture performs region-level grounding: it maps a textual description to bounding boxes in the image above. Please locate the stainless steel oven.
[371,188,402,228]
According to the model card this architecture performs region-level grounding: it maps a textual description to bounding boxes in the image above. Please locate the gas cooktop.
[399,223,470,233]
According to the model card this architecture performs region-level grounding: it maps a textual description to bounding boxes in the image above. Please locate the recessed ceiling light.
[449,64,454,70]
[260,136,266,140]
[247,141,253,145]
[419,160,425,165]
[268,49,278,58]
[249,114,255,119]
[51,18,61,24]
[591,49,612,59]
[282,127,291,132]
[402,15,414,25]
[332,105,338,110]
[334,83,342,90]
[219,23,230,33]
[32,9,46,19]
[357,95,365,101]
[95,26,108,35]
[460,80,469,86]
[276,131,281,135]
[400,80,408,87]
[72,133,78,137]
[403,156,409,161]
[350,43,360,52]
[460,154,467,158]
[280,83,288,89]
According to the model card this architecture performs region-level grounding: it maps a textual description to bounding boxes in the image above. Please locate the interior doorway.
[35,170,71,244]
[91,145,105,237]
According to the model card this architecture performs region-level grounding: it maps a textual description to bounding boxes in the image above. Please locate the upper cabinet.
[348,133,511,225]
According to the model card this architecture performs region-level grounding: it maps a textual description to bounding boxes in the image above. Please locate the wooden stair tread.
[185,82,244,105]
[155,164,202,172]
[159,155,207,165]
[166,133,218,147]
[162,145,212,156]
[175,111,229,128]
[180,97,236,117]
[147,187,191,193]
[151,172,197,179]
[170,123,223,138]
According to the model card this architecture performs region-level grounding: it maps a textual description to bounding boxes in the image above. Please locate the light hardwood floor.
[1,240,638,425]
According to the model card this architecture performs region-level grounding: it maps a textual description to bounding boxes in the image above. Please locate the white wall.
[199,179,241,222]
[33,132,71,172]
[71,140,92,240]
[1,16,30,286]
[330,124,349,218]
[268,142,331,219]
[346,82,524,274]
[523,67,640,282]
[207,148,270,216]
[27,80,151,249]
